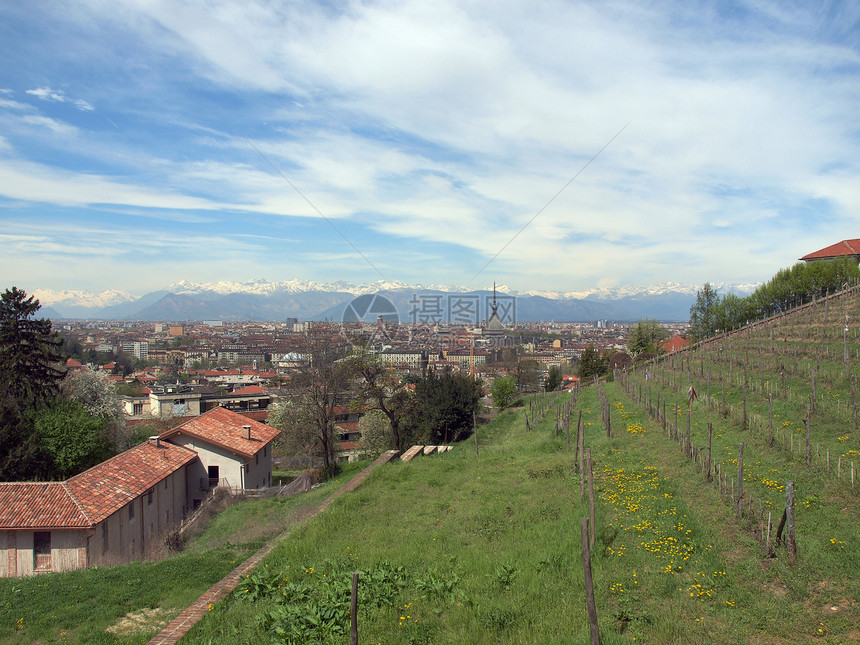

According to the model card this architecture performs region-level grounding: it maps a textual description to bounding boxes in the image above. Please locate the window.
[147,489,153,506]
[33,532,51,570]
[264,445,267,458]
[133,403,143,415]
[128,501,135,520]
[255,452,259,465]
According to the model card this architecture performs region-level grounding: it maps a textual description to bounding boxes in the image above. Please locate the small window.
[263,445,267,458]
[128,502,135,520]
[255,453,259,465]
[34,532,51,570]
[147,489,153,506]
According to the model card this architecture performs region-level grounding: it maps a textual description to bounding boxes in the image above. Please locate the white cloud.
[25,87,94,110]
[3,1,859,293]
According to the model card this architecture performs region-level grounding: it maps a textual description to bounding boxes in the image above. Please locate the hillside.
[1,286,858,643]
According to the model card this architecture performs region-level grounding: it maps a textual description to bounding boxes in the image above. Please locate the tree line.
[689,258,860,340]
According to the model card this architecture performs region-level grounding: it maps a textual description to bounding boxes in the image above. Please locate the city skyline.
[1,1,858,295]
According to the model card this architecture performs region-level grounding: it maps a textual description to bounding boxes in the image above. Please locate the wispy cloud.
[0,0,858,294]
[26,87,93,110]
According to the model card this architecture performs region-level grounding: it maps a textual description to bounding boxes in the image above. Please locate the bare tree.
[269,331,354,477]
[353,353,414,453]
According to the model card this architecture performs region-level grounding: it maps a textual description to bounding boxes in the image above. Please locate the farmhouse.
[800,239,860,263]
[0,407,279,578]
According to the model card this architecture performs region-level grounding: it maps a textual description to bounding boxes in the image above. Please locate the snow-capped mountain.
[35,279,759,312]
[33,288,137,308]
[31,278,761,321]
[520,281,758,301]
[163,279,485,297]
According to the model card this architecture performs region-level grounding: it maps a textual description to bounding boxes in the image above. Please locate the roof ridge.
[61,481,95,526]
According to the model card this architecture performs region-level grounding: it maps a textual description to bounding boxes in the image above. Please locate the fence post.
[706,423,712,481]
[785,481,796,565]
[580,517,601,645]
[351,572,359,645]
[736,442,744,517]
[587,448,596,549]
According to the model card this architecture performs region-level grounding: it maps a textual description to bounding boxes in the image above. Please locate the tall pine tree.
[0,287,65,480]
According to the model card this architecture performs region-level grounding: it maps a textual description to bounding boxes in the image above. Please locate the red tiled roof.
[66,358,82,368]
[801,239,860,260]
[66,440,197,524]
[232,385,265,395]
[0,482,92,529]
[659,335,690,352]
[161,407,280,459]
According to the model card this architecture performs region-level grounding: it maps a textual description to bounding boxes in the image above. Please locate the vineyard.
[2,288,859,644]
[175,288,860,644]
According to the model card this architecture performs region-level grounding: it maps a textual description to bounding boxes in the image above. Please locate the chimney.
[148,435,160,447]
[243,424,252,440]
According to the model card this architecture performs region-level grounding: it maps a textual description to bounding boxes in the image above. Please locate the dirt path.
[146,450,399,645]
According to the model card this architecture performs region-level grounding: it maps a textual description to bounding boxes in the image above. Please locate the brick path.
[146,450,399,645]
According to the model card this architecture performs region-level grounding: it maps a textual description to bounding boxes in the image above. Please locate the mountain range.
[32,279,758,323]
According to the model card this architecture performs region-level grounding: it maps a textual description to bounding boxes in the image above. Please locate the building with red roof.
[658,335,690,353]
[1,408,279,578]
[800,239,860,262]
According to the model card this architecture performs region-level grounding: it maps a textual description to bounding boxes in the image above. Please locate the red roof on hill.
[659,335,690,353]
[0,482,91,529]
[66,440,197,524]
[801,239,860,261]
[161,407,280,459]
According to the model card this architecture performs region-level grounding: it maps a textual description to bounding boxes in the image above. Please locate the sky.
[1,0,859,298]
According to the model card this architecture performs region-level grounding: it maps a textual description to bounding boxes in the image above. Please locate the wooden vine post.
[786,481,797,565]
[706,423,712,481]
[768,394,774,447]
[579,418,586,501]
[587,447,596,549]
[736,442,744,517]
[580,517,601,645]
[350,572,359,645]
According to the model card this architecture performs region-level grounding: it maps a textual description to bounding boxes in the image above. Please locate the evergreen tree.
[0,287,64,410]
[0,287,65,480]
[577,345,608,381]
[544,365,563,392]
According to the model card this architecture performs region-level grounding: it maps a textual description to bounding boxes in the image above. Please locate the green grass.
[178,383,859,644]
[4,295,860,644]
[0,546,250,644]
[0,460,370,644]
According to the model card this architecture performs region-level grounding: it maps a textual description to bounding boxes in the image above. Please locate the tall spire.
[492,281,498,314]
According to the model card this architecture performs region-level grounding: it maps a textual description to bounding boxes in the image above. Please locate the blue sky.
[1,0,858,297]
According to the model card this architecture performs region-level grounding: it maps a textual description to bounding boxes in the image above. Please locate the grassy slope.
[180,377,859,644]
[3,292,859,644]
[0,461,369,644]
